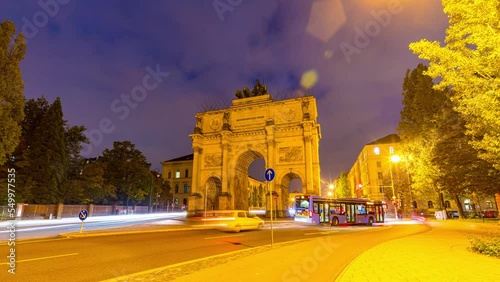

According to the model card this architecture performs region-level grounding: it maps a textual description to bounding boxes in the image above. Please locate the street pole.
[389,162,397,218]
[404,157,413,213]
[269,181,274,248]
[149,174,153,213]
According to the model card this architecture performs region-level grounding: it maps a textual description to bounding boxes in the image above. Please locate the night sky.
[2,0,448,181]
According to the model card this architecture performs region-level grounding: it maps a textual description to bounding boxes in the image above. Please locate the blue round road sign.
[264,168,275,181]
[79,209,89,221]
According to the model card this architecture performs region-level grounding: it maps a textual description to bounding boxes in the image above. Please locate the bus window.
[330,203,345,215]
[356,204,367,215]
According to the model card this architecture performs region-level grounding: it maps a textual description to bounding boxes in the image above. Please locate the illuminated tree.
[409,0,500,170]
[335,172,352,198]
[398,64,447,207]
[0,21,26,165]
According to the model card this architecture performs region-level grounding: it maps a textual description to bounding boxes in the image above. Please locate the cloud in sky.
[1,0,448,180]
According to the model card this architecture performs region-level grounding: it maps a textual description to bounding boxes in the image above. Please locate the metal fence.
[0,204,150,220]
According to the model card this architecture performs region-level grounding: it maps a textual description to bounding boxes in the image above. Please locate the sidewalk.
[337,220,500,282]
[102,219,500,282]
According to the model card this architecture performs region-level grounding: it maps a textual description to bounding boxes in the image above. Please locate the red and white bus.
[293,195,385,226]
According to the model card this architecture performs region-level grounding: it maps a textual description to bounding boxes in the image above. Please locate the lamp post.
[403,156,413,212]
[149,170,160,213]
[389,155,401,218]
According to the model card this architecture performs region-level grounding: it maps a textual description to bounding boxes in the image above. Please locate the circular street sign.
[264,168,275,181]
[79,209,89,221]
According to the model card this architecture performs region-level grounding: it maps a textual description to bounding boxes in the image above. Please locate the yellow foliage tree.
[409,0,500,170]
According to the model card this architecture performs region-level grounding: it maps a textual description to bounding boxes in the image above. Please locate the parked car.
[447,210,459,218]
[483,210,499,218]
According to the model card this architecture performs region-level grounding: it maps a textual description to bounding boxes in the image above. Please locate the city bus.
[293,195,385,226]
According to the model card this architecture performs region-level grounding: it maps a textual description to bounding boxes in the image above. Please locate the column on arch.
[191,146,202,206]
[221,142,230,193]
[304,134,314,195]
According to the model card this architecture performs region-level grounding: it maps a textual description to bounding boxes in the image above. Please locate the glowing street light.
[389,155,401,218]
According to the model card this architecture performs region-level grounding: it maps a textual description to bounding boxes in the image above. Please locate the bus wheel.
[331,217,339,226]
[368,217,374,226]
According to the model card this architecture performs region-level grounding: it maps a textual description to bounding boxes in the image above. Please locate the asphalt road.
[0,222,430,282]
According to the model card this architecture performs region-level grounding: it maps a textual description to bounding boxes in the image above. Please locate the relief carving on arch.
[278,146,303,163]
[204,154,222,167]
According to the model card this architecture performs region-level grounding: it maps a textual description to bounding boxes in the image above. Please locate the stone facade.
[189,94,321,216]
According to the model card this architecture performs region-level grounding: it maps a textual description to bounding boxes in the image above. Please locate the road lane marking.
[304,231,339,235]
[5,253,79,264]
[204,234,245,240]
[0,237,71,246]
[0,224,78,233]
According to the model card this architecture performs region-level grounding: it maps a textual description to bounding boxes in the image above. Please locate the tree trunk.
[454,194,465,218]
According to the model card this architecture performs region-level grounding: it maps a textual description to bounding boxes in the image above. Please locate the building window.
[374,147,380,155]
[412,201,417,208]
[376,161,381,168]
[427,201,434,208]
[445,201,451,208]
[175,170,180,178]
[389,147,394,154]
[486,201,493,208]
[379,185,384,193]
[184,184,188,193]
[167,171,172,179]
[185,169,189,178]
[377,172,383,180]
[175,184,179,193]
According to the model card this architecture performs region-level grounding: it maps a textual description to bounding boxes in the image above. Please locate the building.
[348,134,403,202]
[347,134,497,217]
[161,154,194,210]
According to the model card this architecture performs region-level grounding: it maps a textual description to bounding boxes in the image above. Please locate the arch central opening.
[233,150,265,210]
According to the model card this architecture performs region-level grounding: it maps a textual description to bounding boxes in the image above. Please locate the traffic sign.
[79,209,89,221]
[264,168,275,181]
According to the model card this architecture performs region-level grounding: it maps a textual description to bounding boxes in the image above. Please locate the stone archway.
[189,92,321,215]
[204,176,222,210]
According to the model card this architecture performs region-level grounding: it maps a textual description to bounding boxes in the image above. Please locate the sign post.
[264,168,275,247]
[78,209,88,233]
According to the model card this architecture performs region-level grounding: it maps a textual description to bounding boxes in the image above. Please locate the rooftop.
[162,154,194,163]
[366,134,400,145]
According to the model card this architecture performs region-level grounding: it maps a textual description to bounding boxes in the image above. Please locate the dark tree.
[100,141,151,208]
[0,21,26,165]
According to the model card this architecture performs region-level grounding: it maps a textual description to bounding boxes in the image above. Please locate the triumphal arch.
[188,83,321,216]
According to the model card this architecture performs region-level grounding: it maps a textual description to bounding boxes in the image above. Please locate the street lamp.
[389,155,401,218]
[149,170,160,213]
